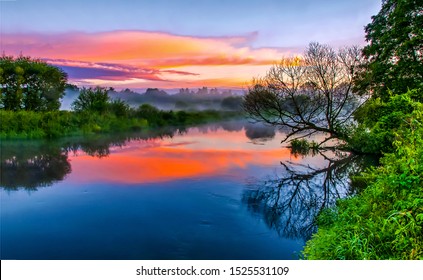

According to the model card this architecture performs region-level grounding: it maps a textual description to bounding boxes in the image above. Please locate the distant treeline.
[62,85,244,111]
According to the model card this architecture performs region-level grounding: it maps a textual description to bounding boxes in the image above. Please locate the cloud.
[2,30,298,87]
[3,30,292,67]
[43,59,199,82]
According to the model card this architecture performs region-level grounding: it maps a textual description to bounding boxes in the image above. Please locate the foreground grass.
[303,107,423,259]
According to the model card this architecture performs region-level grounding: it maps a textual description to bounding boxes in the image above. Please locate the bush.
[303,94,423,259]
[108,99,130,117]
[72,87,110,114]
[349,90,422,154]
[289,139,319,156]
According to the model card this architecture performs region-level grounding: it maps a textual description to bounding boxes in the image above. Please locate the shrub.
[303,95,423,259]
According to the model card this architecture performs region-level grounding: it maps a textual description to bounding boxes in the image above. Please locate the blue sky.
[2,0,381,46]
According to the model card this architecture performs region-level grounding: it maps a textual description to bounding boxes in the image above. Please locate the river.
[0,120,376,259]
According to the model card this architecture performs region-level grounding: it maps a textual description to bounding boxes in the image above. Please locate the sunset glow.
[0,0,380,90]
[2,31,289,88]
[67,128,295,184]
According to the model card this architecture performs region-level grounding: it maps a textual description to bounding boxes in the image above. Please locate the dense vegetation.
[303,91,422,259]
[302,0,423,260]
[0,71,239,139]
[0,57,243,139]
[0,101,238,139]
[354,0,423,99]
[0,56,67,111]
[241,0,422,259]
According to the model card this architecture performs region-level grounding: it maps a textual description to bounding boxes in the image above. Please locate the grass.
[303,106,423,259]
[0,108,241,139]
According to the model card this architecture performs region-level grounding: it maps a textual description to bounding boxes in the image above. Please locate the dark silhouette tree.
[221,96,243,111]
[244,123,276,142]
[243,43,366,146]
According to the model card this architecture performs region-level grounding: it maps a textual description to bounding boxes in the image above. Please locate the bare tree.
[243,42,367,146]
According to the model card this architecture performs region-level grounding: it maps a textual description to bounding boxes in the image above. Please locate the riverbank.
[303,95,423,259]
[0,108,241,139]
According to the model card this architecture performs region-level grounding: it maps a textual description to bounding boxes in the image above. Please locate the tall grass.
[303,102,423,259]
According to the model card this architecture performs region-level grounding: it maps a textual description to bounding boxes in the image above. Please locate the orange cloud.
[3,30,298,88]
[3,31,290,66]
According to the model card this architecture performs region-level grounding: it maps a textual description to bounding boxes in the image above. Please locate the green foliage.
[72,87,110,114]
[108,99,130,118]
[348,90,422,154]
[0,110,78,138]
[0,55,67,111]
[1,103,238,139]
[289,139,319,156]
[354,0,423,99]
[303,94,423,260]
[135,103,236,128]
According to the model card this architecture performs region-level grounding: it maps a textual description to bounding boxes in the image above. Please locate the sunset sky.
[0,0,381,91]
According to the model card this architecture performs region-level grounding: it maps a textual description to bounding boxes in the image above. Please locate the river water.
[0,121,374,259]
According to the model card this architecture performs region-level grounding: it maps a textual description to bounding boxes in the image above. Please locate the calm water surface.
[0,121,372,259]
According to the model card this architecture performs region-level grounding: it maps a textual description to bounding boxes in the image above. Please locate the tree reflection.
[0,141,71,190]
[242,151,378,240]
[244,123,276,143]
[0,128,180,190]
[1,120,298,190]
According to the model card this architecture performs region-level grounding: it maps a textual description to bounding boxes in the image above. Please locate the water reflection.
[242,151,378,240]
[0,141,71,190]
[0,120,379,260]
[0,127,182,190]
[245,123,276,143]
[0,121,279,190]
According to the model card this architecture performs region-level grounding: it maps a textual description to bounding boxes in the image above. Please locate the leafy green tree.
[354,0,423,99]
[72,87,110,114]
[108,99,130,117]
[0,56,67,111]
[136,103,160,119]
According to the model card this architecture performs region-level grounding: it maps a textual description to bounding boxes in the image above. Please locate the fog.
[61,86,244,112]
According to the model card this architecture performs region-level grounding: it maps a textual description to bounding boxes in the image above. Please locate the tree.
[354,0,423,99]
[108,99,130,117]
[243,42,365,145]
[221,96,243,111]
[71,87,110,114]
[0,56,67,111]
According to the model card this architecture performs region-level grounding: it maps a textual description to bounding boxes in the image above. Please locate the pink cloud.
[2,30,298,87]
[43,59,199,82]
[3,30,292,67]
